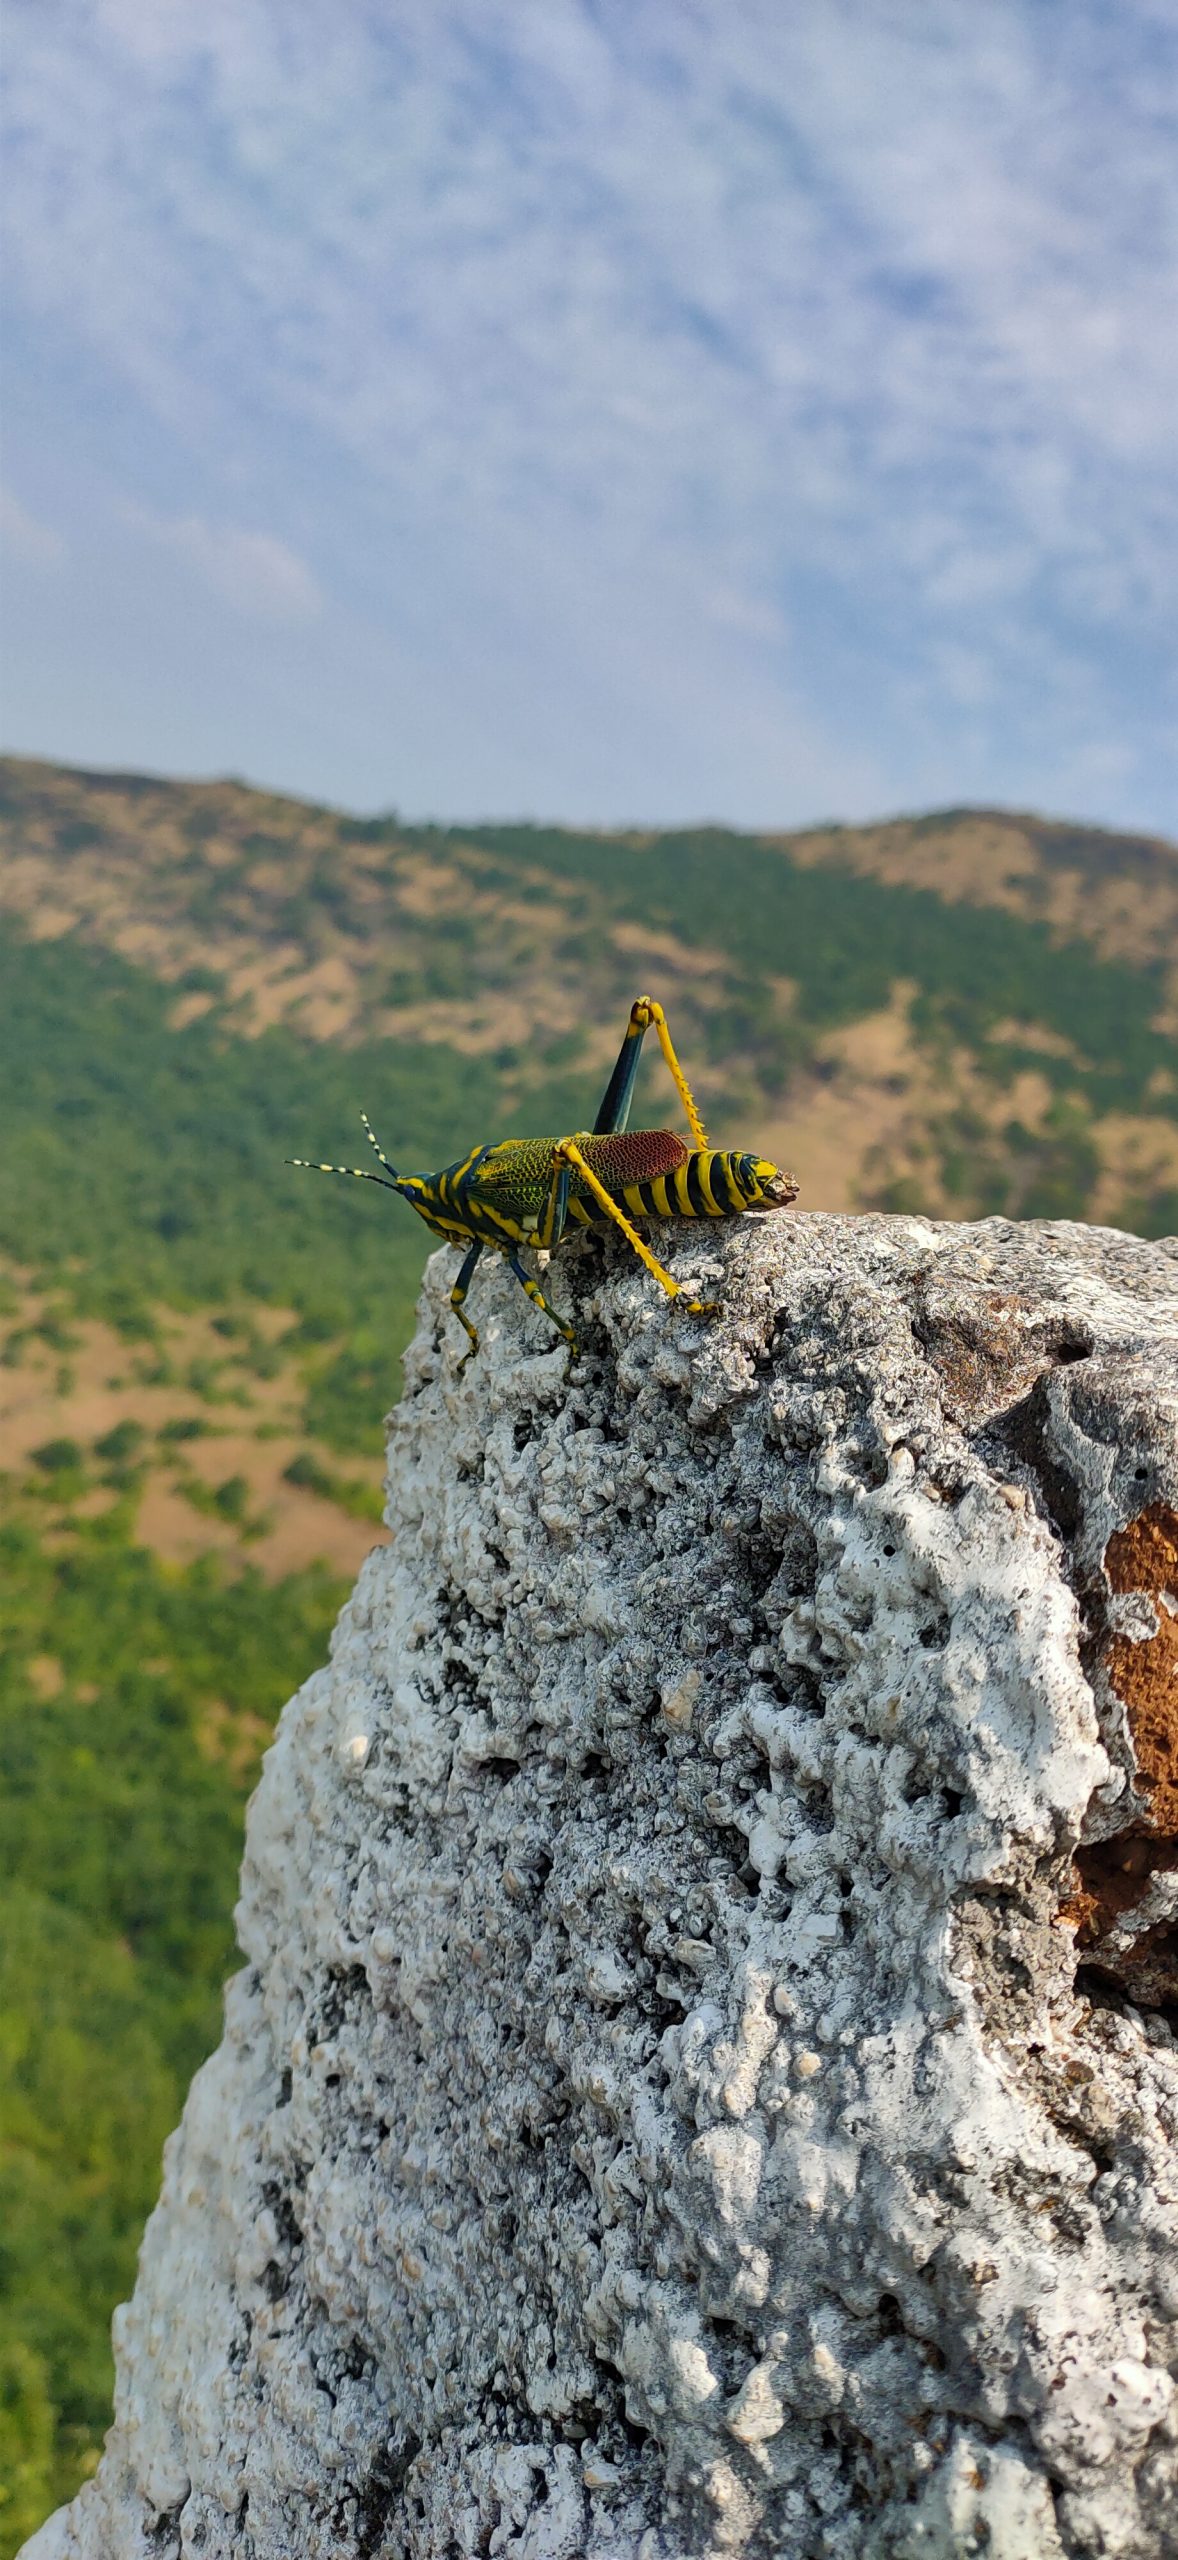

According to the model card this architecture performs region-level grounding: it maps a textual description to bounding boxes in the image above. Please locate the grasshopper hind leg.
[592,994,709,1150]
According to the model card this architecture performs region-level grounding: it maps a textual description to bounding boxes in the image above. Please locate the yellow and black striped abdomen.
[565,1141,769,1227]
[612,1150,755,1224]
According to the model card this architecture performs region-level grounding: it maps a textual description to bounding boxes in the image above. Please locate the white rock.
[34,1215,1178,2558]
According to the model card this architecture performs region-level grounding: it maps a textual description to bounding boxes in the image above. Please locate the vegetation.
[0,1490,345,2545]
[0,919,474,1377]
[453,821,1173,1116]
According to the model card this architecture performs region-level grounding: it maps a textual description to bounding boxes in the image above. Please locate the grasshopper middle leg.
[552,1138,715,1316]
[506,1249,577,1349]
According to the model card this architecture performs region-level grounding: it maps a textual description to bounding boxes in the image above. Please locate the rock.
[34,1214,1178,2560]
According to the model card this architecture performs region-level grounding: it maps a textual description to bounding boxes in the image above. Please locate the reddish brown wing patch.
[582,1129,689,1186]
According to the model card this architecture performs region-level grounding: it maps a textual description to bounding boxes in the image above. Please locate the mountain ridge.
[2,750,1176,1236]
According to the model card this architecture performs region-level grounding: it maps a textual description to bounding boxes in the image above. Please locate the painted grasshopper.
[291,996,797,1364]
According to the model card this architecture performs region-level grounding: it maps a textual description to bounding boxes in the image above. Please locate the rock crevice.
[31,1214,1178,2560]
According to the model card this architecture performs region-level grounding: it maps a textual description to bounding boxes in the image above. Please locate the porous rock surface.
[30,1213,1178,2560]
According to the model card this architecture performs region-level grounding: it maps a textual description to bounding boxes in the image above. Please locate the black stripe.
[685,1155,711,1220]
[719,1155,744,1211]
[453,1167,482,1225]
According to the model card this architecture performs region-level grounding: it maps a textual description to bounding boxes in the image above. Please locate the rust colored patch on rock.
[1103,1502,1178,1835]
[1064,1504,1178,2013]
[1065,1832,1178,1943]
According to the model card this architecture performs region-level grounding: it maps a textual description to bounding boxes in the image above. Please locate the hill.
[3,754,1178,1244]
[1,752,1176,2546]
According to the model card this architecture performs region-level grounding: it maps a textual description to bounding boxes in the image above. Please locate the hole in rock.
[147,2500,188,2549]
[1073,1963,1142,2020]
[1066,1832,1178,2011]
[1051,1329,1094,1365]
[318,1963,371,2036]
[261,2186,303,2252]
[481,1755,520,1786]
[352,2432,423,2556]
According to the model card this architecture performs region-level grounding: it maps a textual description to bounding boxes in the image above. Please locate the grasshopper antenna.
[360,1112,400,1179]
[286,1159,400,1191]
[288,1110,402,1191]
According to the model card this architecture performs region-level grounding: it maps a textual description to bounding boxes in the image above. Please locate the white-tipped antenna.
[287,1111,402,1192]
[361,1112,400,1179]
[286,1157,399,1192]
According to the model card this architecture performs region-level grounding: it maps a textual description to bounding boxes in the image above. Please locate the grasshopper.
[290,996,797,1365]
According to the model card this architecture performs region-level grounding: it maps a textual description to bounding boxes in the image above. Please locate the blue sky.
[3,0,1177,831]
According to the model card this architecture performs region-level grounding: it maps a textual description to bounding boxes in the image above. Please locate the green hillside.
[0,1521,345,2541]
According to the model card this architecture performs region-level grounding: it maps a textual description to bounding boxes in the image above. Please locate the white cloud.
[128,509,321,623]
[1,0,1176,823]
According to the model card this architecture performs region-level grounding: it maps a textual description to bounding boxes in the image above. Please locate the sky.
[3,0,1177,833]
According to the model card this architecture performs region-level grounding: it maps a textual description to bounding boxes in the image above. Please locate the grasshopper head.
[735,1153,799,1211]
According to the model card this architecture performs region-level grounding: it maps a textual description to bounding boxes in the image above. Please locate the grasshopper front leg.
[450,1238,484,1370]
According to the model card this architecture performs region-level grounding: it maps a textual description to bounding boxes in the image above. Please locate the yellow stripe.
[647,1175,672,1219]
[673,1163,695,1217]
[697,1152,723,1216]
[454,1146,482,1180]
[569,1198,592,1225]
[622,1183,650,1220]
